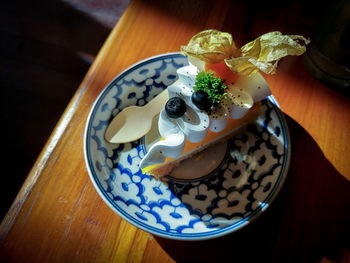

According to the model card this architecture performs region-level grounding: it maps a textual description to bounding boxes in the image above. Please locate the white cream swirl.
[139,64,271,169]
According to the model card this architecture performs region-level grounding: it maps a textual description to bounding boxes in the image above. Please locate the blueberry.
[165,97,186,118]
[191,90,212,111]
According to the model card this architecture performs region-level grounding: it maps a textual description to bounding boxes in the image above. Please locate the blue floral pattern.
[84,53,290,240]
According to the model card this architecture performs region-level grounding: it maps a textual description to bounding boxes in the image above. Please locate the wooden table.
[1,0,350,262]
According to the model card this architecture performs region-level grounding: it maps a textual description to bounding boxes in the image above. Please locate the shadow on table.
[155,115,350,263]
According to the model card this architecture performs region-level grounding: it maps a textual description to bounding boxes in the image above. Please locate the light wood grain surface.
[1,0,349,262]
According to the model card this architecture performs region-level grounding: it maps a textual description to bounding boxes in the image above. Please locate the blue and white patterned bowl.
[84,53,290,240]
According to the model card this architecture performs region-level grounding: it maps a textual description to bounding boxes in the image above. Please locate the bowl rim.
[83,52,291,240]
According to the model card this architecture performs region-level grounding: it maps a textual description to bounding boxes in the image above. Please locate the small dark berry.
[165,97,186,118]
[191,90,212,111]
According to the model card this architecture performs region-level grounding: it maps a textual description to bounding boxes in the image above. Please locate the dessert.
[140,65,267,177]
[139,30,310,177]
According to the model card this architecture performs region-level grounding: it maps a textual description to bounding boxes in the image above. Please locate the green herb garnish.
[193,71,227,105]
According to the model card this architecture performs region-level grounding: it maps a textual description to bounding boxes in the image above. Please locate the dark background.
[0,0,130,220]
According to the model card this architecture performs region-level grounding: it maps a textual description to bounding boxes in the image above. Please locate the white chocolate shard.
[209,105,229,133]
[235,73,271,103]
[226,86,254,119]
